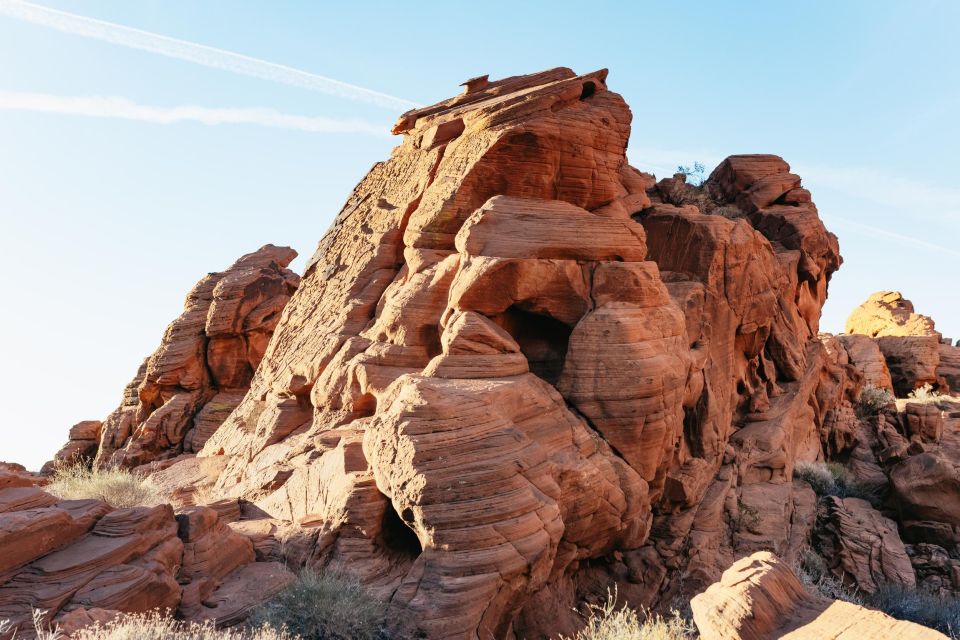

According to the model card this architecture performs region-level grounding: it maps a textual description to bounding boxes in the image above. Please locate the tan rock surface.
[845,291,939,339]
[691,551,945,640]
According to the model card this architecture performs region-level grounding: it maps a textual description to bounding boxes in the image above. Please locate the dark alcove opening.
[580,81,597,100]
[494,306,572,386]
[380,503,423,559]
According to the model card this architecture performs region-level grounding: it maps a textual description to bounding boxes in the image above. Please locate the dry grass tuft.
[71,612,294,640]
[558,589,696,640]
[46,463,166,508]
[792,461,881,504]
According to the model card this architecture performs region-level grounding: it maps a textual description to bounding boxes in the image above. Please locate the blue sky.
[1,0,958,469]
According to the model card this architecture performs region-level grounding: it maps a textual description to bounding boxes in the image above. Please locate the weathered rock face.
[41,67,960,638]
[113,68,850,639]
[0,485,292,639]
[75,245,300,470]
[42,421,103,474]
[691,552,946,640]
[0,490,179,638]
[837,334,893,392]
[813,496,915,593]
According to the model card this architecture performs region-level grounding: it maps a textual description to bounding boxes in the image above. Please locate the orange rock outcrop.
[691,552,946,639]
[22,68,960,638]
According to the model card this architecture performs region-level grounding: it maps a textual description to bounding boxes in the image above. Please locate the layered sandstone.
[0,483,292,639]
[691,552,945,639]
[35,68,960,638]
[844,291,960,396]
[158,68,851,638]
[62,245,300,471]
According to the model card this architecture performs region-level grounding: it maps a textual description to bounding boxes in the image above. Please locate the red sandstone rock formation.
[691,552,945,639]
[150,68,853,638]
[56,245,300,472]
[30,68,960,638]
[0,485,292,639]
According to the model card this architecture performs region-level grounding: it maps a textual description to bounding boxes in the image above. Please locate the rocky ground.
[3,67,960,639]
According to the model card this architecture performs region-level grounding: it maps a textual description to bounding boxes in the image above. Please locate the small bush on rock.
[46,464,165,508]
[675,163,706,187]
[249,570,388,640]
[793,462,836,496]
[558,589,696,640]
[792,462,880,504]
[856,384,894,419]
[794,549,863,606]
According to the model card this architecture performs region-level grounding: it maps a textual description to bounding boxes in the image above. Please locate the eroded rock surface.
[691,552,945,640]
[37,68,960,639]
[0,489,291,639]
[66,245,300,471]
[169,68,852,638]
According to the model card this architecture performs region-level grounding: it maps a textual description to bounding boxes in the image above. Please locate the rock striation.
[55,245,300,472]
[0,482,292,639]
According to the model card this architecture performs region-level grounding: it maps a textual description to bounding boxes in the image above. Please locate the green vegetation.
[249,570,388,640]
[675,162,707,187]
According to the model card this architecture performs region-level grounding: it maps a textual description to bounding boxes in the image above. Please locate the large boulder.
[691,551,945,639]
[844,292,944,395]
[845,291,939,339]
[0,488,290,639]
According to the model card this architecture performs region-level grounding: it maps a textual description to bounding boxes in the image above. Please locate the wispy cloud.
[0,90,388,134]
[0,0,421,111]
[795,163,960,221]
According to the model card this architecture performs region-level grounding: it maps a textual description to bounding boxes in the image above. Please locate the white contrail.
[827,215,960,258]
[0,0,421,111]
[0,90,388,134]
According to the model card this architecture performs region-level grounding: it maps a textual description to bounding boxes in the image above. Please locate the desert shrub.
[792,462,880,504]
[46,463,165,508]
[0,609,73,639]
[865,583,960,636]
[558,589,696,640]
[793,549,863,605]
[793,461,836,496]
[856,384,894,419]
[249,570,387,640]
[793,556,960,636]
[675,162,706,187]
[909,383,941,402]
